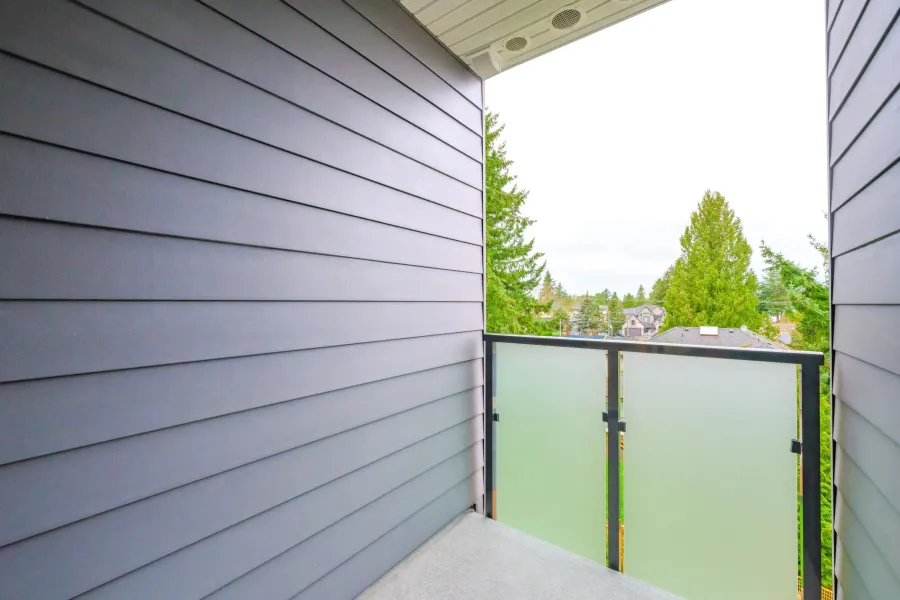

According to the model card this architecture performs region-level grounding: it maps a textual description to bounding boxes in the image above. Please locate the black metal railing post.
[801,361,822,600]
[607,350,621,571]
[484,340,495,519]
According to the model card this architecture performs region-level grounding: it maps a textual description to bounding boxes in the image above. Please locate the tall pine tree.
[607,293,626,335]
[485,112,549,333]
[636,284,647,304]
[650,265,674,305]
[662,190,762,331]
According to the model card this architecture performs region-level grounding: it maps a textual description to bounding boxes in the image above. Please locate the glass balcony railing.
[483,334,825,600]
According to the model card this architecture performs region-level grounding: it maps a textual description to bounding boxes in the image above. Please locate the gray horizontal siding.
[835,540,876,600]
[0,397,482,600]
[835,449,900,580]
[0,332,482,465]
[835,491,900,598]
[1,301,482,383]
[831,161,900,255]
[294,475,478,600]
[347,0,482,106]
[0,1,485,598]
[0,362,482,546]
[0,134,483,247]
[0,54,481,217]
[80,425,481,600]
[828,3,900,597]
[280,0,481,135]
[832,232,900,303]
[0,0,481,192]
[829,0,900,118]
[143,0,485,160]
[0,218,482,300]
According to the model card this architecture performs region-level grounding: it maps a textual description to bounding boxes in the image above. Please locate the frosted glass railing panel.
[623,353,797,600]
[495,342,607,563]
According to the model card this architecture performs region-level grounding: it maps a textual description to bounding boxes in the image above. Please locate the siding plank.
[828,0,868,73]
[0,0,481,191]
[829,0,900,116]
[835,352,900,446]
[0,54,481,217]
[0,218,482,300]
[0,400,480,600]
[835,449,900,581]
[830,16,900,159]
[282,0,481,135]
[76,0,480,180]
[831,161,900,250]
[834,491,900,598]
[834,540,877,600]
[830,86,900,207]
[82,438,481,600]
[0,135,483,248]
[833,306,900,376]
[0,362,481,546]
[206,458,477,600]
[833,231,900,303]
[346,0,482,106]
[294,479,476,600]
[0,301,482,383]
[164,0,484,161]
[0,332,482,465]
[834,400,900,515]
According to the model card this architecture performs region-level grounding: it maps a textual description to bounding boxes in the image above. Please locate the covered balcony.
[356,334,826,600]
[1,0,895,599]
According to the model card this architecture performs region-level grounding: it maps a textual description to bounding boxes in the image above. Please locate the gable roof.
[649,327,787,350]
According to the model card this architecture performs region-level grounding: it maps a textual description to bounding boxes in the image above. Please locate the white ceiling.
[399,0,672,78]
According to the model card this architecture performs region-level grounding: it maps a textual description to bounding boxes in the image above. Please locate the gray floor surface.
[358,512,682,600]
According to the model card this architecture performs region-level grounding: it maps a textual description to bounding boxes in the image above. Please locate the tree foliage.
[761,235,832,586]
[485,112,550,334]
[577,294,605,335]
[636,284,646,304]
[608,293,626,335]
[539,272,555,304]
[662,191,762,331]
[650,265,674,305]
[622,293,637,308]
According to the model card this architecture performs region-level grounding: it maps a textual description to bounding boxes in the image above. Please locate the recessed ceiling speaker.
[504,36,528,52]
[551,8,582,30]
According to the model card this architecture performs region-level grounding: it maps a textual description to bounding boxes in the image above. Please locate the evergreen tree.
[607,293,626,335]
[761,235,832,585]
[539,272,555,304]
[623,293,637,309]
[662,191,762,331]
[577,294,604,335]
[550,307,570,336]
[553,281,569,299]
[636,284,647,304]
[485,112,549,333]
[598,288,611,304]
[650,265,674,305]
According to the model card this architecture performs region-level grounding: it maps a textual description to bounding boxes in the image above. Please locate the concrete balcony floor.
[358,512,682,600]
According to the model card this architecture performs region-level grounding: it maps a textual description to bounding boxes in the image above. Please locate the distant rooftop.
[649,326,787,350]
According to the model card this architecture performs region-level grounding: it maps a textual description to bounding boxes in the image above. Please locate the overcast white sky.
[485,0,829,297]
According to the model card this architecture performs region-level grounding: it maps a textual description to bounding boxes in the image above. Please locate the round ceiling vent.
[504,36,528,52]
[551,8,582,30]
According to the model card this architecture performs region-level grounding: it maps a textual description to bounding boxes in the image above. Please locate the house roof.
[623,304,664,317]
[649,327,788,350]
[399,0,673,79]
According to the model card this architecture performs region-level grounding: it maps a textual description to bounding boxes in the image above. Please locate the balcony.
[361,334,825,600]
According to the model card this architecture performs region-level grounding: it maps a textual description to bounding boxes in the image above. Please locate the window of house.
[642,314,651,324]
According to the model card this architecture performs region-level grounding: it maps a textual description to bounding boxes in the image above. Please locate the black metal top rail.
[483,333,824,367]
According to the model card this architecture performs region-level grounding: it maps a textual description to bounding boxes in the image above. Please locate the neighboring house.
[621,305,666,337]
[649,326,788,350]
